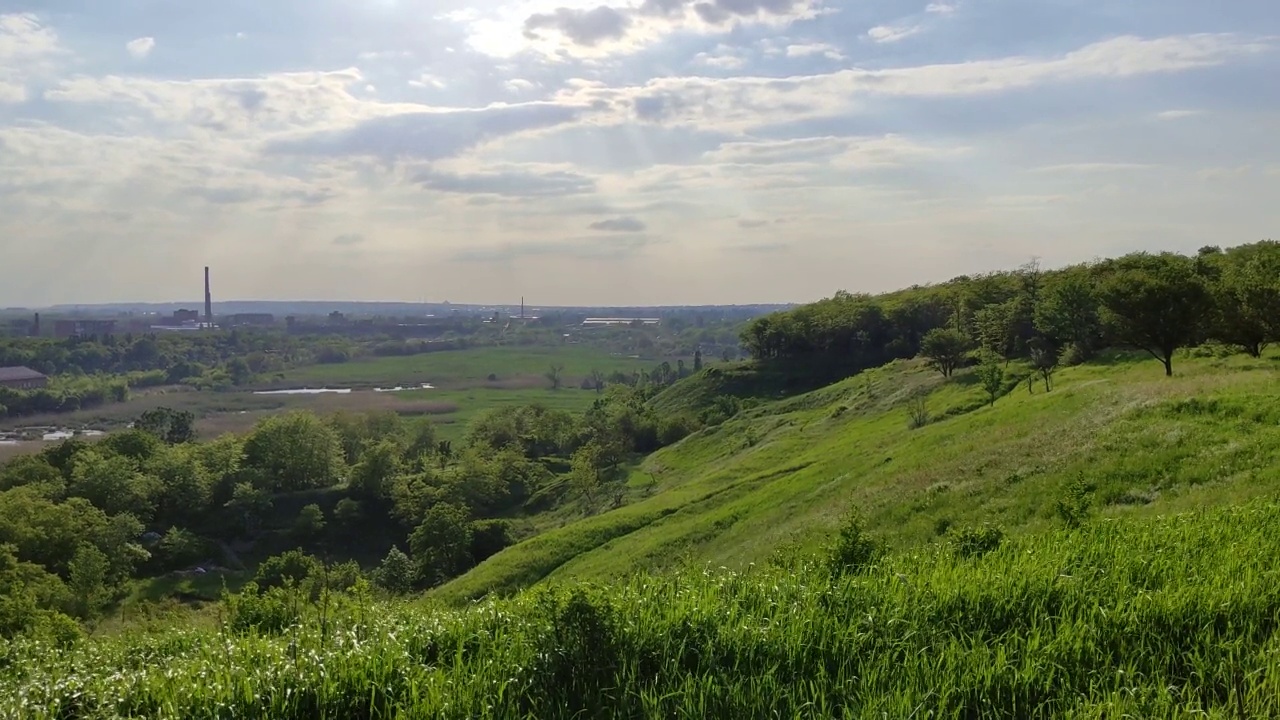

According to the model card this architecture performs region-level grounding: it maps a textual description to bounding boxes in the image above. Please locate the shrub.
[907,395,930,430]
[222,582,299,635]
[951,524,1005,558]
[827,506,880,575]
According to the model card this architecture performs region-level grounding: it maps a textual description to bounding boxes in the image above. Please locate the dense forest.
[741,243,1280,378]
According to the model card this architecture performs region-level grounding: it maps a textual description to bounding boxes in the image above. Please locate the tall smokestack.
[32,312,39,337]
[204,266,212,328]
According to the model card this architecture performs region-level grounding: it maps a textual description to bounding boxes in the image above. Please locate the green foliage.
[1097,252,1211,376]
[1056,476,1094,529]
[409,503,474,586]
[17,501,1280,717]
[67,543,111,621]
[242,412,346,492]
[827,506,880,575]
[254,550,322,590]
[976,352,1004,407]
[222,581,299,635]
[920,327,970,378]
[134,407,197,444]
[292,504,326,544]
[1035,270,1101,357]
[951,523,1004,558]
[373,546,415,594]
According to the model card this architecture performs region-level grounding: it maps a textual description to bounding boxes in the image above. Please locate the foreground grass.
[7,499,1280,718]
[441,350,1280,601]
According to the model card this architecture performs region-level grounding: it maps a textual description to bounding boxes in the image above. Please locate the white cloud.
[0,13,64,102]
[785,42,845,60]
[1032,163,1156,173]
[868,24,923,44]
[1156,109,1202,120]
[505,78,538,93]
[559,34,1270,130]
[126,36,155,59]
[925,3,957,14]
[694,44,748,69]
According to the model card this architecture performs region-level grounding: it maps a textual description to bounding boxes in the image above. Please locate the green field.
[270,345,657,388]
[437,348,1280,602]
[9,497,1280,718]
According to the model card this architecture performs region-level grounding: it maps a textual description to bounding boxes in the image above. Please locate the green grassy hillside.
[11,497,1280,718]
[437,349,1280,602]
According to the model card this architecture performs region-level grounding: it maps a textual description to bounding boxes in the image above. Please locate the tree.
[408,502,474,585]
[919,328,970,378]
[350,439,401,501]
[545,364,564,390]
[1035,272,1101,359]
[134,407,196,444]
[694,349,703,372]
[436,440,453,470]
[373,546,415,594]
[242,412,346,492]
[67,543,111,622]
[334,498,363,534]
[293,504,326,544]
[1028,340,1059,392]
[225,482,272,536]
[976,353,1004,407]
[586,369,605,394]
[1098,253,1211,376]
[569,442,603,508]
[1210,244,1280,357]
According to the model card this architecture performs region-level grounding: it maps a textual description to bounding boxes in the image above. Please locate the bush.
[827,506,880,575]
[222,582,299,635]
[254,550,321,590]
[951,524,1005,558]
[470,519,512,564]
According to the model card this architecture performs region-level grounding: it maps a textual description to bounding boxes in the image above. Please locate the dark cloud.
[453,234,654,262]
[333,233,364,245]
[638,0,686,17]
[264,103,581,160]
[737,218,769,228]
[523,6,631,47]
[414,168,595,197]
[589,216,646,232]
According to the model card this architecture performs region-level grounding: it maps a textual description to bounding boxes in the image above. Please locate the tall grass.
[5,498,1280,718]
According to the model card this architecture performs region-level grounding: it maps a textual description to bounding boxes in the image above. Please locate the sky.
[0,1,1276,307]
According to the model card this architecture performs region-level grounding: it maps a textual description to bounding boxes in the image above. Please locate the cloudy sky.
[0,1,1276,306]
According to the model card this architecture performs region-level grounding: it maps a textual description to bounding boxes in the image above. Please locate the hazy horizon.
[1,2,1276,307]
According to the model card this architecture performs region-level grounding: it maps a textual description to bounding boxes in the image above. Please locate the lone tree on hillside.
[976,353,1004,407]
[1028,339,1059,392]
[920,327,970,378]
[1098,252,1211,376]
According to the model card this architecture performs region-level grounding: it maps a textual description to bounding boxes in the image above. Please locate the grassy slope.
[437,349,1280,602]
[13,498,1280,718]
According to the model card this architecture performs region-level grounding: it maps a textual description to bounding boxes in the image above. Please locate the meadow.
[267,344,655,388]
[436,347,1280,602]
[6,497,1280,719]
[0,345,660,453]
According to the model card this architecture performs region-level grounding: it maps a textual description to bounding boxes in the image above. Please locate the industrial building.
[0,366,48,390]
[53,319,117,339]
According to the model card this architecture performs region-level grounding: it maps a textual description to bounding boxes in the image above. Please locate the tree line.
[741,242,1280,378]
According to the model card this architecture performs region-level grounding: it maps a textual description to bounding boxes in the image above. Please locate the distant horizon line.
[5,299,799,311]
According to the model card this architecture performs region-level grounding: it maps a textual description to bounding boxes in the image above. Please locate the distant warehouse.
[582,317,661,326]
[0,366,48,390]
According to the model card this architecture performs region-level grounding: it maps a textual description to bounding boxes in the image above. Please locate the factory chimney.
[31,312,40,337]
[204,266,213,328]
